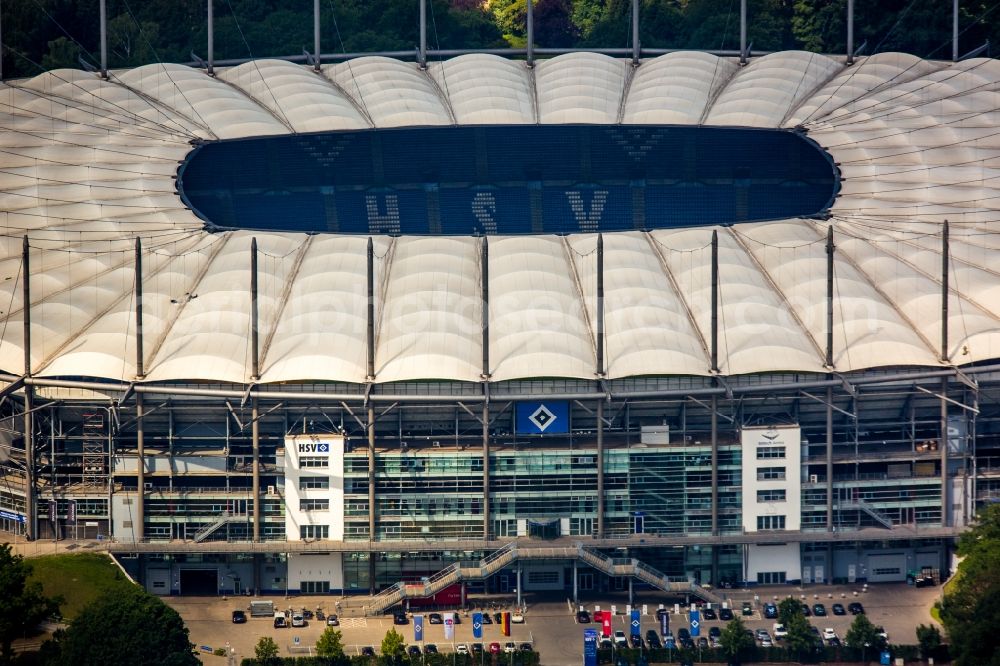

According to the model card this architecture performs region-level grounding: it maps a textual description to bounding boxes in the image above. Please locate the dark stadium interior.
[178,124,839,235]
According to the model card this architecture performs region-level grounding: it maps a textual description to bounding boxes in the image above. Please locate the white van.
[291,612,306,627]
[273,611,287,628]
[772,623,787,640]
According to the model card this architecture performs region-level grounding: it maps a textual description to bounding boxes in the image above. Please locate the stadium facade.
[1,49,999,601]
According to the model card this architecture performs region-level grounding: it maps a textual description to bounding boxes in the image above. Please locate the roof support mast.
[418,0,427,69]
[953,0,960,62]
[710,230,720,537]
[631,0,640,66]
[826,225,835,531]
[941,221,950,527]
[526,0,534,67]
[366,238,377,578]
[99,0,108,78]
[313,0,321,72]
[135,238,146,542]
[250,238,261,543]
[739,0,748,65]
[596,234,605,540]
[846,0,855,65]
[22,236,35,540]
[207,0,214,76]
[481,238,491,541]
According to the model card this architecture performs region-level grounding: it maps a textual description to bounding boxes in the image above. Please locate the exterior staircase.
[840,500,894,529]
[191,512,245,543]
[365,542,724,615]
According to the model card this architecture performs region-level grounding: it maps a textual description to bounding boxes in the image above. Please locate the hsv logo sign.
[297,441,331,454]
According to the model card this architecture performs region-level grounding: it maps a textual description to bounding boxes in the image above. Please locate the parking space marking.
[340,617,368,628]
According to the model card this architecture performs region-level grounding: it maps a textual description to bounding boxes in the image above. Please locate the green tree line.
[2,0,998,79]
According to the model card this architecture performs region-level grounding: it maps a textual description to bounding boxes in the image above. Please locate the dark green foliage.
[239,653,541,666]
[2,0,995,80]
[0,544,61,666]
[41,583,197,666]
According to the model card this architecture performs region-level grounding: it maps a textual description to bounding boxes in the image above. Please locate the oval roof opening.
[179,124,839,235]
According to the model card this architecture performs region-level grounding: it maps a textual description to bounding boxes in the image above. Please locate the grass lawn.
[931,567,962,623]
[27,553,134,620]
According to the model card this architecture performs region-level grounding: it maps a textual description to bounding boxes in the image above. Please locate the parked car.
[361,647,375,657]
[763,603,778,619]
[614,630,628,646]
[801,603,812,617]
[709,627,721,639]
[822,628,837,641]
[493,612,503,624]
[629,635,643,649]
[760,636,773,648]
[827,636,842,647]
[719,607,734,621]
[832,603,846,616]
[291,612,305,627]
[772,623,787,640]
[489,642,502,654]
[326,614,339,626]
[407,646,421,657]
[481,612,493,624]
[698,637,709,650]
[504,643,517,654]
[428,613,443,625]
[424,644,438,654]
[273,614,287,629]
[518,643,533,652]
[741,602,753,616]
[470,644,483,655]
[393,612,408,625]
[677,628,691,641]
[848,602,865,615]
[599,639,613,650]
[813,604,827,617]
[511,611,524,624]
[456,644,469,655]
[647,634,661,649]
[702,607,717,620]
[231,610,247,624]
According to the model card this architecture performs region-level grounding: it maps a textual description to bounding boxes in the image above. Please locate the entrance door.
[802,566,813,584]
[179,569,218,595]
[498,575,510,592]
[578,573,594,591]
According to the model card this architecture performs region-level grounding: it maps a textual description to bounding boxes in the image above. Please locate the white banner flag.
[444,612,455,641]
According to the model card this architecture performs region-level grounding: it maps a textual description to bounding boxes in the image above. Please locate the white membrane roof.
[1,52,1000,384]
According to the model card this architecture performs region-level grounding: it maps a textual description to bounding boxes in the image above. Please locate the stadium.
[1,10,1000,604]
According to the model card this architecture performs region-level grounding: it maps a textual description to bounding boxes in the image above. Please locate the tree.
[915,624,942,659]
[0,544,61,666]
[380,627,406,663]
[845,612,886,663]
[42,583,197,666]
[316,626,346,659]
[939,505,1000,666]
[784,611,815,659]
[777,596,803,627]
[718,616,754,662]
[254,636,279,662]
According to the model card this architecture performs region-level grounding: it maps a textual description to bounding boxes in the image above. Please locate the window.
[300,499,330,512]
[300,525,329,540]
[756,446,786,459]
[299,476,330,490]
[757,489,787,503]
[757,466,786,481]
[757,515,786,530]
[872,567,901,576]
[299,457,329,469]
[527,571,560,585]
[757,571,786,584]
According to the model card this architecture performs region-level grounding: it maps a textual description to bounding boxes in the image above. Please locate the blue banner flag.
[515,401,570,434]
[472,612,483,639]
[413,615,423,642]
[630,609,641,637]
[689,609,700,637]
[584,629,599,666]
[659,610,669,636]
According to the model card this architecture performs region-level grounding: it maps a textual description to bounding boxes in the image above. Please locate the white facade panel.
[741,425,801,532]
[746,543,801,583]
[284,434,345,542]
[288,553,345,593]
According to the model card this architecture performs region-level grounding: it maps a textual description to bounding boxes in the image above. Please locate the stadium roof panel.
[1,51,1000,383]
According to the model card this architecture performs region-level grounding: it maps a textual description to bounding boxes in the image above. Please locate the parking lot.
[167,582,943,665]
